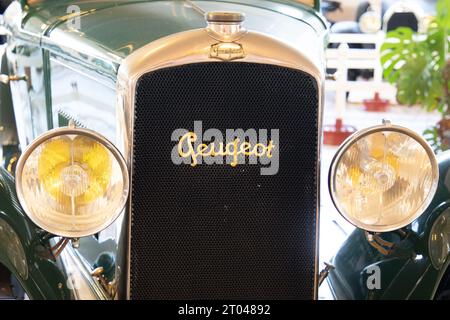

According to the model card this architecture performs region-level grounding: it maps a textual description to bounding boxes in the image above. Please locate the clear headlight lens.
[16,127,129,238]
[329,124,438,232]
[429,209,450,269]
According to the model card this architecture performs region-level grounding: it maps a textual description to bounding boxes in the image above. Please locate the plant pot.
[323,119,357,146]
[363,93,390,112]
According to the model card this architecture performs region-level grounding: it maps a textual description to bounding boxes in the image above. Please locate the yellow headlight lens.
[329,125,438,232]
[38,136,112,203]
[16,128,129,238]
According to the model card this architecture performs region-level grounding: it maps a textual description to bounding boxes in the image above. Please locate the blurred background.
[319,0,447,298]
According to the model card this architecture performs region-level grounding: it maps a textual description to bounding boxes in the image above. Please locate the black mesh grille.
[130,62,319,299]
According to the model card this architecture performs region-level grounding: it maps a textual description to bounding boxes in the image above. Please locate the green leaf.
[395,56,429,105]
[380,28,419,84]
[423,126,442,154]
[380,0,449,113]
[436,0,450,29]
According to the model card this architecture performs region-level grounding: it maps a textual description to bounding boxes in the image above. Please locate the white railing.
[325,32,396,120]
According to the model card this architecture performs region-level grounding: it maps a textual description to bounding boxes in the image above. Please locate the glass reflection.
[334,131,434,229]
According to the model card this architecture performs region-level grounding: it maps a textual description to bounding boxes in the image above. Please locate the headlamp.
[15,126,129,238]
[329,123,438,232]
[359,11,381,34]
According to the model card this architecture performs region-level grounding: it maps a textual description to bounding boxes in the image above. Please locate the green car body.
[0,0,448,300]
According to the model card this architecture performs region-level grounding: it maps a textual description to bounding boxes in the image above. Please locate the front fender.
[0,166,71,299]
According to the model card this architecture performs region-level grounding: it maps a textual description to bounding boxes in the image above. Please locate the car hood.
[19,0,326,61]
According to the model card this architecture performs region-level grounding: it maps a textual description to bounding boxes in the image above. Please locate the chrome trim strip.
[49,55,116,90]
[325,276,338,300]
[58,242,110,300]
[117,27,324,300]
[315,74,325,300]
[328,123,440,233]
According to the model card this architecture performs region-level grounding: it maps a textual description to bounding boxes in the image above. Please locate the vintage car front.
[0,0,330,299]
[0,0,448,301]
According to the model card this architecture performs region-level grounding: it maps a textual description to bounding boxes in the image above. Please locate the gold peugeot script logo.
[210,42,245,61]
[177,132,275,167]
[171,122,280,176]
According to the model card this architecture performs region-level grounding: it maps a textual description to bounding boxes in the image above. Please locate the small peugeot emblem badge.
[206,12,246,61]
[210,42,245,61]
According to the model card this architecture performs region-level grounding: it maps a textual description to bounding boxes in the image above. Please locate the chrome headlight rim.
[329,123,439,233]
[359,10,382,34]
[15,126,130,238]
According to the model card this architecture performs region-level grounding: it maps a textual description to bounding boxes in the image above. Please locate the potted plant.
[380,0,450,151]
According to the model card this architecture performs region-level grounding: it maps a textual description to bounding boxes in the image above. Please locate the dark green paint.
[42,49,53,130]
[0,47,18,148]
[315,0,320,12]
[0,167,73,299]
